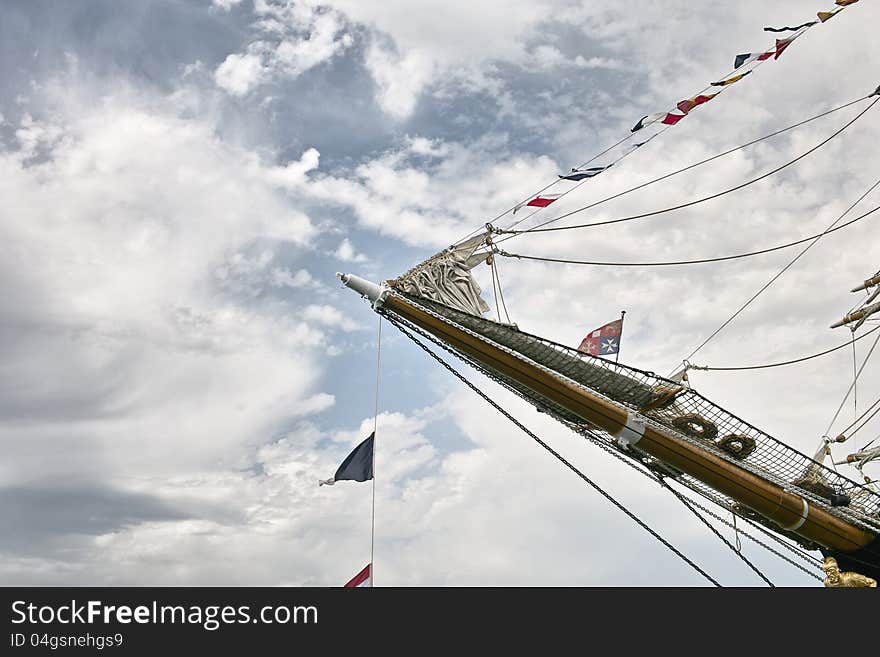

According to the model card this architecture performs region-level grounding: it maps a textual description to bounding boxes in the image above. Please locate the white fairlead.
[614,411,647,449]
[781,497,810,531]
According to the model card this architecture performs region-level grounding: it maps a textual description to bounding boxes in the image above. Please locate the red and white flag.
[344,563,372,587]
[578,319,623,356]
[513,194,561,214]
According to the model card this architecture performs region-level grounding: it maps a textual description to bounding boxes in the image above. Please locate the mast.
[338,270,880,577]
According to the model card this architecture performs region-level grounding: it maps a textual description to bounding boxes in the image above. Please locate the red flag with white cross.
[578,319,623,356]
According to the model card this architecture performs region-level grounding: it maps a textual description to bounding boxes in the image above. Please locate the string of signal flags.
[486,0,864,236]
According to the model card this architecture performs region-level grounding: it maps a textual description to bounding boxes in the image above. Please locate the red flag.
[676,94,717,115]
[774,38,794,59]
[344,563,371,587]
[661,112,686,126]
[514,195,561,214]
[578,319,623,356]
[527,195,559,208]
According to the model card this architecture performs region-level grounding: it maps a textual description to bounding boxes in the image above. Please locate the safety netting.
[385,291,880,534]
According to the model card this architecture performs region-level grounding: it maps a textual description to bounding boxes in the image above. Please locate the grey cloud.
[0,484,187,552]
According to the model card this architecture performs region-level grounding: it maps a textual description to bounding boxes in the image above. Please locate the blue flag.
[319,432,374,486]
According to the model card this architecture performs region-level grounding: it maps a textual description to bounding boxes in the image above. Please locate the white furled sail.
[393,233,491,317]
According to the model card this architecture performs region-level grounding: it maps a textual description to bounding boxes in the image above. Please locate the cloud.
[301,304,359,331]
[214,2,354,97]
[214,52,266,96]
[300,135,560,247]
[364,39,434,120]
[333,238,368,263]
[212,0,244,10]
[0,77,351,493]
[6,0,880,588]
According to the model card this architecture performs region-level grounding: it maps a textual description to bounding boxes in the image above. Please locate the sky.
[2,0,880,587]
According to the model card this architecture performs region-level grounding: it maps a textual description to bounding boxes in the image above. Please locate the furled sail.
[392,233,491,317]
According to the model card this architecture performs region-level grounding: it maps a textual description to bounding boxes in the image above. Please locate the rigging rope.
[492,256,512,324]
[824,329,880,437]
[452,44,860,247]
[496,96,880,238]
[659,479,775,586]
[386,316,723,586]
[675,174,880,372]
[370,316,382,585]
[689,325,880,372]
[675,492,824,582]
[575,419,824,580]
[578,420,824,572]
[387,302,880,572]
[852,329,859,421]
[472,25,829,243]
[496,203,880,268]
[494,95,869,243]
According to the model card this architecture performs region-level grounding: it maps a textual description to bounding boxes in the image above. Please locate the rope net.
[383,291,880,536]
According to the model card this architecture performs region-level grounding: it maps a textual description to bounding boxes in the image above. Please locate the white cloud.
[7,0,880,588]
[270,267,318,289]
[364,40,434,120]
[301,304,359,331]
[214,2,354,97]
[214,52,266,96]
[0,79,346,488]
[212,0,243,10]
[333,238,368,263]
[298,136,560,247]
[262,146,320,188]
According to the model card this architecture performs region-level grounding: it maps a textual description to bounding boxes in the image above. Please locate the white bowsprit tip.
[337,272,387,307]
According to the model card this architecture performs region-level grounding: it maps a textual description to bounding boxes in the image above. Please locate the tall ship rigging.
[338,0,880,586]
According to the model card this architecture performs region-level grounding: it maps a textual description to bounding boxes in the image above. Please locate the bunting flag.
[318,432,374,486]
[559,165,610,181]
[578,319,623,356]
[661,112,686,126]
[344,563,372,588]
[734,51,773,69]
[514,194,561,213]
[711,71,752,87]
[774,37,795,60]
[632,112,686,131]
[631,112,666,132]
[622,141,647,155]
[818,8,844,22]
[676,93,717,115]
[764,21,817,32]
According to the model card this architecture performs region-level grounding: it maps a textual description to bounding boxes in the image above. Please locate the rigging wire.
[386,306,880,572]
[370,316,382,586]
[491,28,819,239]
[492,97,868,246]
[676,492,824,582]
[577,422,824,579]
[659,478,775,586]
[491,256,512,324]
[674,174,880,373]
[496,96,880,238]
[570,418,822,580]
[451,27,834,248]
[688,325,880,372]
[387,315,723,586]
[836,392,880,440]
[389,313,844,583]
[824,329,880,437]
[496,203,880,268]
[490,256,502,322]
